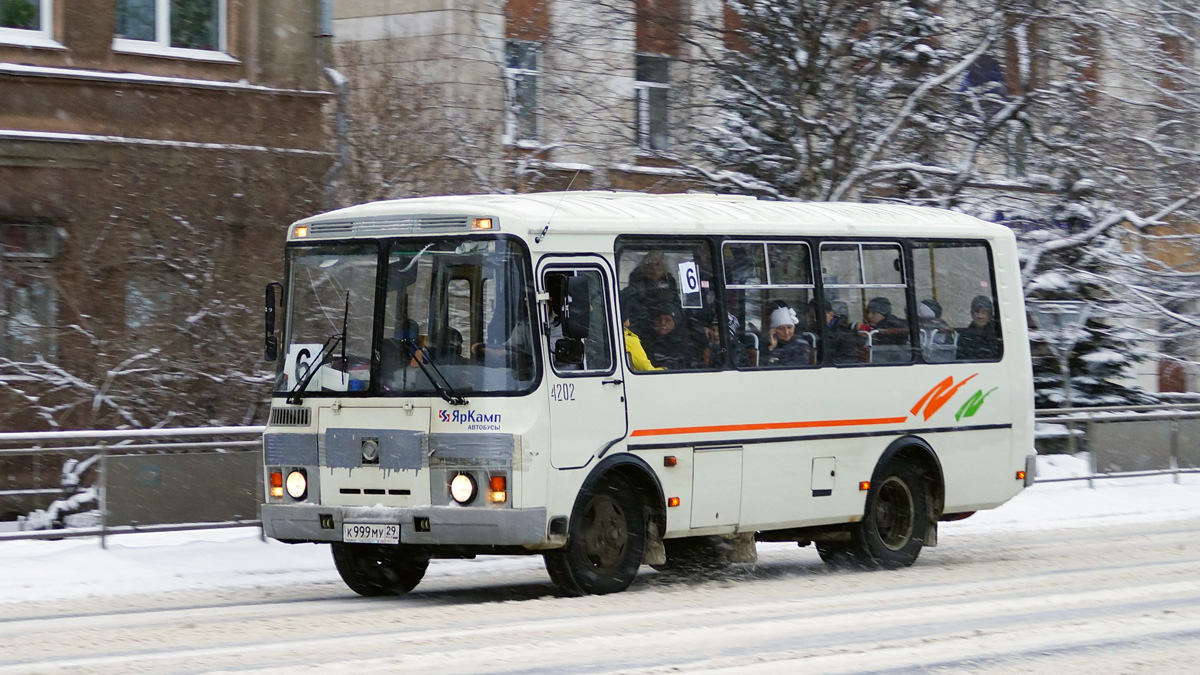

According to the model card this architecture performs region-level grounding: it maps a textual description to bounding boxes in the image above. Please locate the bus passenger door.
[538,261,628,469]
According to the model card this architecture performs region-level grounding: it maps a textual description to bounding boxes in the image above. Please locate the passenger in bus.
[821,299,865,363]
[919,299,953,334]
[623,251,678,335]
[622,315,662,372]
[765,305,811,366]
[645,306,701,370]
[956,295,1001,360]
[432,328,467,364]
[864,296,908,345]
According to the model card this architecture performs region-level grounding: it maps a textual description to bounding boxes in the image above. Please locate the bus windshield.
[275,236,537,398]
[381,237,537,396]
[277,243,378,395]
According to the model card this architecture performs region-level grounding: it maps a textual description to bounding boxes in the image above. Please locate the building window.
[114,0,227,56]
[635,54,670,151]
[0,0,54,46]
[1,221,59,362]
[505,40,540,143]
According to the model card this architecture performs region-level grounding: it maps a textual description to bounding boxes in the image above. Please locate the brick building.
[0,1,333,430]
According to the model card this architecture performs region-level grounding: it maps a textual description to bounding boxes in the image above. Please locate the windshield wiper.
[287,292,349,405]
[287,331,343,404]
[403,338,468,406]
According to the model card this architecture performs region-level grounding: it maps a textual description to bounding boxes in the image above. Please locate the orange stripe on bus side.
[629,416,910,438]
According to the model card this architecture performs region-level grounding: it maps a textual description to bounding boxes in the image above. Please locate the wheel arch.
[576,453,667,535]
[873,436,945,520]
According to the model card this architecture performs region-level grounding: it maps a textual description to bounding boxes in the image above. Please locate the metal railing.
[2,404,1198,543]
[1035,404,1200,484]
[0,426,265,546]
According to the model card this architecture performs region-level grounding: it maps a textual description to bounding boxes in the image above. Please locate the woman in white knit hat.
[765,304,811,366]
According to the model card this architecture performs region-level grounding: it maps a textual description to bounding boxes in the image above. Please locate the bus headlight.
[285,470,308,500]
[450,473,477,504]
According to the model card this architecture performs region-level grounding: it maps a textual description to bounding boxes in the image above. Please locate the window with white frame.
[634,54,670,151]
[505,40,540,142]
[1,221,59,363]
[114,0,227,56]
[0,0,54,46]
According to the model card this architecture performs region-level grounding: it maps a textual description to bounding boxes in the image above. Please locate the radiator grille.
[269,406,311,427]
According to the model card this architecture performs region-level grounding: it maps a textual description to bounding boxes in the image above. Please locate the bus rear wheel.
[331,542,430,596]
[545,474,645,596]
[817,461,928,570]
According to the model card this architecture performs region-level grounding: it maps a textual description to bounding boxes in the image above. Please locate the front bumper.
[262,503,549,547]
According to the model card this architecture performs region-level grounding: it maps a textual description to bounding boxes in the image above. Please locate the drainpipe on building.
[318,0,349,210]
[323,66,350,211]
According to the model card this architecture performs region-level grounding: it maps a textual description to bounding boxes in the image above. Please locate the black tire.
[331,542,430,596]
[545,474,645,596]
[651,536,734,575]
[818,461,928,570]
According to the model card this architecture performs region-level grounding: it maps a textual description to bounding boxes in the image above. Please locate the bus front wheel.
[817,461,928,570]
[331,542,430,596]
[545,474,646,595]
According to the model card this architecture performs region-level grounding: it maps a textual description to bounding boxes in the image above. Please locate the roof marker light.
[472,218,494,230]
[294,225,309,238]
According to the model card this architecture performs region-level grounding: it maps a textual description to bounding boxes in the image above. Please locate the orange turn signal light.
[664,456,677,467]
[1016,470,1026,481]
[270,471,283,487]
[859,481,871,491]
[668,497,680,507]
[490,476,506,491]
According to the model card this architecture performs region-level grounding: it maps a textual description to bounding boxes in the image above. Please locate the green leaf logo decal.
[955,387,998,421]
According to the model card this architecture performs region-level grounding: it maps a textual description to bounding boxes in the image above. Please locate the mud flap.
[725,532,757,563]
[643,520,666,566]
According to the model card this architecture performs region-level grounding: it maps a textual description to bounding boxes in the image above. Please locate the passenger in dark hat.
[864,296,908,346]
[827,299,864,363]
[956,295,1001,360]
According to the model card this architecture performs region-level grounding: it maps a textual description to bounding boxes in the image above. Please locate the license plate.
[343,522,400,545]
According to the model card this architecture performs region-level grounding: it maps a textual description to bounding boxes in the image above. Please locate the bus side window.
[618,241,719,372]
[910,241,1002,363]
[819,243,911,365]
[722,241,816,369]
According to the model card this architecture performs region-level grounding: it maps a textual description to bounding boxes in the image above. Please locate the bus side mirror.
[563,275,590,340]
[265,282,282,362]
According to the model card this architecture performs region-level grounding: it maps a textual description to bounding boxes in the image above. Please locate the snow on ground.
[2,454,1198,606]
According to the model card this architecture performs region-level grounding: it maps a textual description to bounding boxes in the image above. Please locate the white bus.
[261,192,1035,596]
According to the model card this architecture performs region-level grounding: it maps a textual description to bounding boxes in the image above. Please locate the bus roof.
[292,191,1008,242]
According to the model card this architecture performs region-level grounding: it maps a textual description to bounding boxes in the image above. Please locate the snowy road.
[3,472,1200,673]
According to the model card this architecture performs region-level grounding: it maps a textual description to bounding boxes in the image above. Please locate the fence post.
[1086,419,1095,489]
[98,441,107,550]
[1171,414,1181,485]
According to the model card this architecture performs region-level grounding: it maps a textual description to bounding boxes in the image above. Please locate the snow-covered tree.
[686,0,1200,404]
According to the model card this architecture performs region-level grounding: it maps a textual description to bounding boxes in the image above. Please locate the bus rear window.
[911,241,1002,363]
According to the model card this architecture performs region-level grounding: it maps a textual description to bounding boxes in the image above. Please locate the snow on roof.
[298,191,1001,238]
[0,62,328,96]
